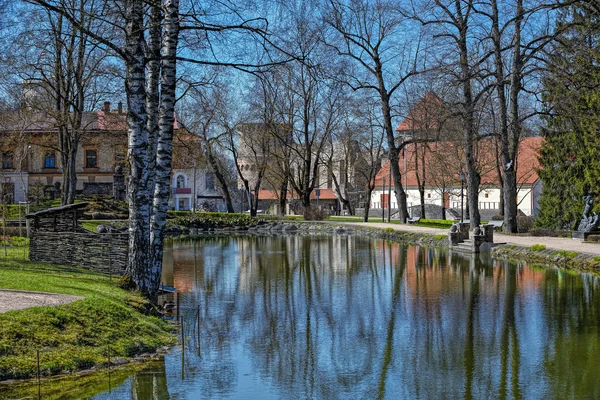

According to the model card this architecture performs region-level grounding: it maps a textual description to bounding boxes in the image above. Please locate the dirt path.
[0,290,83,313]
[343,222,600,255]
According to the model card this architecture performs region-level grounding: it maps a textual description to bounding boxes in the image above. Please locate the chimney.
[117,101,123,114]
[103,101,110,113]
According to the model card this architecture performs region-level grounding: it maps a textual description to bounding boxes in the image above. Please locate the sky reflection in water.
[94,234,600,400]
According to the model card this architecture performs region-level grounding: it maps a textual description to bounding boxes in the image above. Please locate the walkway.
[0,290,83,313]
[342,222,600,256]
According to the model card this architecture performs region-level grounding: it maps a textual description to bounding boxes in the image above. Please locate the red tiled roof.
[253,188,338,201]
[97,110,181,131]
[310,188,337,200]
[396,92,446,132]
[374,136,543,188]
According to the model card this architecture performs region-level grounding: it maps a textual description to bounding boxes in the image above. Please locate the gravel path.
[0,290,83,313]
[344,222,600,255]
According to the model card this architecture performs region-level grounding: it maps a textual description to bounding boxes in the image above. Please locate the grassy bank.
[0,244,176,382]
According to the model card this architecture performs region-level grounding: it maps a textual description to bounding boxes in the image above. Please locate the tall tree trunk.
[146,3,162,195]
[206,151,234,212]
[503,0,523,234]
[331,169,353,216]
[278,177,288,218]
[124,0,151,298]
[363,186,374,222]
[150,0,179,305]
[456,1,480,228]
[379,85,408,223]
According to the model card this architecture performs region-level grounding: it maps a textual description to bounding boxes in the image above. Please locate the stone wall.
[29,231,128,274]
[26,202,129,275]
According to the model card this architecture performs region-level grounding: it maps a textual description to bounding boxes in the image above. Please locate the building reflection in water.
[152,234,600,399]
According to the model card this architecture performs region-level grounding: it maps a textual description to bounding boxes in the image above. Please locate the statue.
[577,192,600,232]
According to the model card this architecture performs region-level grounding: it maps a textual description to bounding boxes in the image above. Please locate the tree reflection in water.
[144,235,600,399]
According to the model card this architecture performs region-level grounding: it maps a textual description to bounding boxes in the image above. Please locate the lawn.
[0,241,176,382]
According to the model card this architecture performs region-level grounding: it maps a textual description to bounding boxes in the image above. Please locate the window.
[176,175,185,189]
[206,172,215,190]
[427,193,431,198]
[485,193,489,198]
[85,149,97,168]
[2,152,13,169]
[44,151,56,168]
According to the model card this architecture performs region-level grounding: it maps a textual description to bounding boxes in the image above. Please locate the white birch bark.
[124,0,152,297]
[150,0,179,303]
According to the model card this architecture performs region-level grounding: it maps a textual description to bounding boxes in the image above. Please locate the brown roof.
[254,188,338,201]
[396,92,446,132]
[374,136,543,188]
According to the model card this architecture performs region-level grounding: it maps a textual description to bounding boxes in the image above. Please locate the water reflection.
[90,235,600,399]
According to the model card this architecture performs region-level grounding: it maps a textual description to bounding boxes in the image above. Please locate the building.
[235,123,371,215]
[0,102,221,209]
[370,93,543,218]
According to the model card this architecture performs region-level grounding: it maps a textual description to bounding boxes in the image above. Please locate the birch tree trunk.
[146,3,162,196]
[124,0,152,298]
[150,0,179,304]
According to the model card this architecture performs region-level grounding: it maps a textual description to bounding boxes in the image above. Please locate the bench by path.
[337,222,600,256]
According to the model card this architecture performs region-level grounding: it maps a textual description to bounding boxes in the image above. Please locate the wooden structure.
[26,202,128,275]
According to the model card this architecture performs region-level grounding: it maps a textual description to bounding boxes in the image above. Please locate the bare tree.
[325,0,426,223]
[7,0,117,205]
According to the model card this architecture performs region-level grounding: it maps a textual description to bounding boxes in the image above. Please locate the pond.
[5,234,600,399]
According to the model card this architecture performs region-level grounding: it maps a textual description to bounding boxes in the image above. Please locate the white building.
[370,136,543,218]
[171,168,224,211]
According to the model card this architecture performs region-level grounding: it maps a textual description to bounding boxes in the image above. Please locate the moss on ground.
[0,244,176,381]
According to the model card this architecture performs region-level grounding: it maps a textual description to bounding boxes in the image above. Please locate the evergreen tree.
[536,5,600,230]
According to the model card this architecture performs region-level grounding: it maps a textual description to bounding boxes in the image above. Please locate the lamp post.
[460,173,465,222]
[387,164,391,223]
[382,178,386,222]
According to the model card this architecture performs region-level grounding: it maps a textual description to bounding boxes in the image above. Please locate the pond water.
[5,234,600,399]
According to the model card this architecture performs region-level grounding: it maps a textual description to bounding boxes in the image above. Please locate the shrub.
[529,228,556,237]
[530,244,546,251]
[491,215,504,221]
[586,234,600,243]
[517,216,534,233]
[303,206,331,221]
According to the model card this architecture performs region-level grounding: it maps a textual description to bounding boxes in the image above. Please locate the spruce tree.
[536,5,600,230]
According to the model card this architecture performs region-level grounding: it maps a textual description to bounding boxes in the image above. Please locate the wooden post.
[176,291,180,321]
[181,315,185,380]
[37,349,41,399]
[197,305,200,356]
[108,345,111,393]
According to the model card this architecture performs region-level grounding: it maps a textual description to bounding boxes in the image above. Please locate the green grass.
[433,234,448,241]
[0,247,176,381]
[530,244,547,252]
[414,219,454,229]
[553,250,578,259]
[80,220,106,232]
